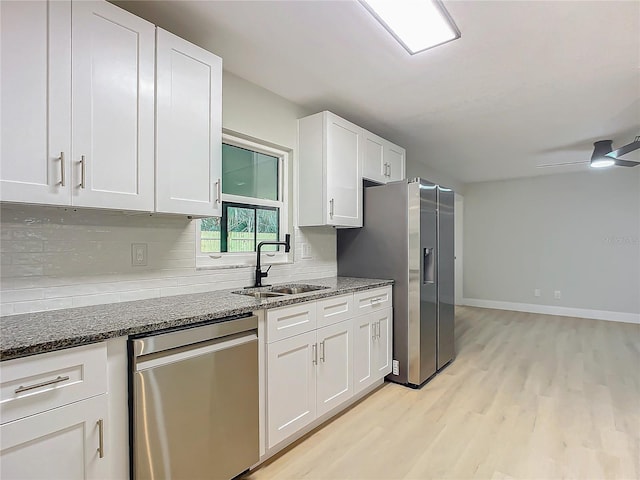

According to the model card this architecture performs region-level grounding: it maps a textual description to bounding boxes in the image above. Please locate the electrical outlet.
[131,243,148,266]
[302,243,312,259]
[554,290,561,299]
[392,360,399,376]
[534,289,541,297]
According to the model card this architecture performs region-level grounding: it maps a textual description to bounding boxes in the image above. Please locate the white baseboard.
[461,298,640,324]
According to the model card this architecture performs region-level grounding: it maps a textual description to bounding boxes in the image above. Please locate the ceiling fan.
[537,136,640,169]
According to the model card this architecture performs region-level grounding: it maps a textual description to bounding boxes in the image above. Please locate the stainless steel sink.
[232,284,329,298]
[234,291,287,299]
[269,284,329,295]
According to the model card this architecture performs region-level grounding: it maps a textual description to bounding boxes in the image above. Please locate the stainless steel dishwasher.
[130,315,259,480]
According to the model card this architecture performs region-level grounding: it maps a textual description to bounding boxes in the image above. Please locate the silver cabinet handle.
[15,375,70,394]
[372,323,376,341]
[97,418,104,458]
[383,163,389,177]
[371,297,383,305]
[320,340,325,363]
[329,198,334,218]
[215,178,221,204]
[59,152,65,187]
[79,155,86,189]
[377,321,381,339]
[387,163,392,177]
[312,343,317,365]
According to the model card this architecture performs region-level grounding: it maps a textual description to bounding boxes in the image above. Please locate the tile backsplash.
[0,204,337,315]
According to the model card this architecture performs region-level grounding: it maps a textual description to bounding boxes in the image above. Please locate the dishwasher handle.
[132,315,257,357]
[135,331,257,372]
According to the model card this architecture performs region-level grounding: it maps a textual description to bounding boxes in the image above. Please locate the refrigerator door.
[437,187,455,369]
[408,180,438,386]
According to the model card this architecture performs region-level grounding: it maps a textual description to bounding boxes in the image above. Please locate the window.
[197,133,290,268]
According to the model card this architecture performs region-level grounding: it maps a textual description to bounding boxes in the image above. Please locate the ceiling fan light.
[590,140,615,168]
[590,158,615,168]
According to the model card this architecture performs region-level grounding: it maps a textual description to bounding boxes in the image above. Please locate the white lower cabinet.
[0,395,108,479]
[266,321,353,449]
[0,342,113,480]
[265,288,391,452]
[316,321,353,417]
[354,308,393,394]
[266,330,317,447]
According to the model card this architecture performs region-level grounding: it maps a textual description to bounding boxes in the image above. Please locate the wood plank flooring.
[246,306,640,479]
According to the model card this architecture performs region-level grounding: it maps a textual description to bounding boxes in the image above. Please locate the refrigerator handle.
[423,247,435,284]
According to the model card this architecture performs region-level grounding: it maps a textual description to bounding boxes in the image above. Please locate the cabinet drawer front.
[0,343,107,424]
[316,294,353,328]
[267,302,317,343]
[353,287,392,314]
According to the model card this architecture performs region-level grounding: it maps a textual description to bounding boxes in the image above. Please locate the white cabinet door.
[155,28,222,216]
[372,308,393,378]
[0,394,108,480]
[353,307,393,393]
[353,314,374,394]
[385,142,405,182]
[267,331,317,448]
[325,113,362,227]
[71,1,154,211]
[0,0,71,205]
[362,131,386,184]
[316,320,353,417]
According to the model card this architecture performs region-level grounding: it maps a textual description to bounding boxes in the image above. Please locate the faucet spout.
[254,234,290,287]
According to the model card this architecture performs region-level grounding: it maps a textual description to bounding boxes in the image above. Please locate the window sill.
[195,253,292,271]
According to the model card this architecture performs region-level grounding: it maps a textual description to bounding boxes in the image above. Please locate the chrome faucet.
[254,234,290,287]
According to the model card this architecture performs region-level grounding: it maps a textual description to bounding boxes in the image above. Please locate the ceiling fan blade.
[536,160,589,168]
[606,139,640,159]
[614,159,640,167]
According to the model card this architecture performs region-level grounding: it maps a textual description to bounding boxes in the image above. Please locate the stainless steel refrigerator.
[337,178,455,387]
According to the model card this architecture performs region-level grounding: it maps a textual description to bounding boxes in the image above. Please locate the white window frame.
[196,132,291,269]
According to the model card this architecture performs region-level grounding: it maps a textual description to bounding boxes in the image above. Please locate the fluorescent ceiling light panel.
[361,0,460,54]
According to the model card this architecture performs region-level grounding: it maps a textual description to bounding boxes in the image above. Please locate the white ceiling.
[115,0,640,184]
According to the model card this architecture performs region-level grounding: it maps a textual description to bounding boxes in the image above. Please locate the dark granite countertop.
[0,277,393,361]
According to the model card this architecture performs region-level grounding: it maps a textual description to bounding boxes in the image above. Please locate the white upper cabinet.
[298,111,363,228]
[362,130,406,184]
[1,1,223,216]
[362,131,386,184]
[71,1,155,211]
[155,28,223,217]
[0,0,71,205]
[385,142,406,182]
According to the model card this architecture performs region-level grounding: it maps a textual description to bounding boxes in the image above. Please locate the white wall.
[0,72,336,315]
[454,193,464,305]
[463,168,640,322]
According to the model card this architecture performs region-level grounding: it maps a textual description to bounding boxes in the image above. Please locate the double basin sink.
[233,284,329,299]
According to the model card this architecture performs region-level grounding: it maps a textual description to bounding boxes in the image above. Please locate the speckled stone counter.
[0,277,392,361]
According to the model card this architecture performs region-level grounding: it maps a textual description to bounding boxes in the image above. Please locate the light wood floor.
[247,306,640,480]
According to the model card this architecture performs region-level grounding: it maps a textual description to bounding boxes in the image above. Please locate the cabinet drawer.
[353,287,392,314]
[316,294,353,329]
[267,302,317,343]
[0,343,107,424]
